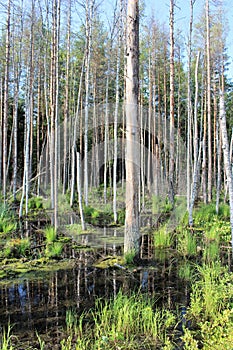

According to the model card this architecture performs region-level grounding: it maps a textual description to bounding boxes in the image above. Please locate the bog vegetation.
[1,0,233,348]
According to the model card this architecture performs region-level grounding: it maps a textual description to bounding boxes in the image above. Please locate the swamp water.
[1,215,232,350]
[0,225,193,349]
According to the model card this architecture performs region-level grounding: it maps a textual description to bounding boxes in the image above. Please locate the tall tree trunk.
[169,0,175,205]
[3,0,11,202]
[124,0,140,254]
[63,0,71,194]
[187,0,194,209]
[113,36,121,222]
[206,0,212,202]
[219,92,233,253]
[84,0,94,206]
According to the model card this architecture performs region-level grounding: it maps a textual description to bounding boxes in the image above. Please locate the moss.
[93,255,125,269]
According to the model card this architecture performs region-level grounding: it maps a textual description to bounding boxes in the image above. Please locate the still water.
[0,230,189,348]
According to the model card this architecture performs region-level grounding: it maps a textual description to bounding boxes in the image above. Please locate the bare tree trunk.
[206,0,212,202]
[187,0,194,209]
[63,0,71,194]
[3,0,11,202]
[12,7,23,200]
[84,0,95,206]
[113,38,121,222]
[77,152,86,230]
[169,0,175,205]
[219,92,233,253]
[124,0,140,254]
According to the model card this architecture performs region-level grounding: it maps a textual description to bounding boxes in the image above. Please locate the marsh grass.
[0,324,14,350]
[177,230,197,257]
[178,260,194,280]
[188,262,233,321]
[44,226,57,243]
[36,332,45,350]
[0,204,17,235]
[182,262,233,349]
[154,226,173,248]
[45,242,63,258]
[64,291,176,349]
[203,242,220,262]
[124,249,136,264]
[3,238,30,258]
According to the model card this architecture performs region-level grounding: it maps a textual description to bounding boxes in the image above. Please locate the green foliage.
[83,204,116,226]
[124,249,136,265]
[45,242,63,258]
[36,332,45,350]
[0,324,14,350]
[44,226,57,243]
[203,242,220,263]
[182,263,233,349]
[0,204,17,235]
[177,229,197,257]
[4,238,30,258]
[28,196,44,210]
[80,291,176,348]
[154,226,172,248]
[178,261,194,280]
[188,262,233,321]
[193,203,217,225]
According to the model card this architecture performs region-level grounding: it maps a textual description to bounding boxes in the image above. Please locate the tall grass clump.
[70,291,176,349]
[193,203,217,225]
[203,242,220,263]
[182,262,233,349]
[0,204,17,235]
[0,324,14,350]
[44,226,57,243]
[154,226,172,248]
[177,229,197,257]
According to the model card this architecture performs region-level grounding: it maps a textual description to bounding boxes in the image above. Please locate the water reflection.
[0,235,191,346]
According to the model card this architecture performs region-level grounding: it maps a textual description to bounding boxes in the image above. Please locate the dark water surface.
[0,230,190,348]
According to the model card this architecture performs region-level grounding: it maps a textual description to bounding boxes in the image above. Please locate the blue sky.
[144,0,233,80]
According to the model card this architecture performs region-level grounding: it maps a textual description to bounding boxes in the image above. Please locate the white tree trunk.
[219,93,233,252]
[124,0,140,254]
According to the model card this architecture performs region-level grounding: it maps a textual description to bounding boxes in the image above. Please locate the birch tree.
[2,0,11,202]
[219,92,233,252]
[169,0,175,205]
[124,0,140,254]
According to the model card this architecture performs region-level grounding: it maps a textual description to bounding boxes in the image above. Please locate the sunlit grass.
[0,324,14,350]
[44,226,57,243]
[177,229,197,257]
[154,226,173,248]
[74,290,176,349]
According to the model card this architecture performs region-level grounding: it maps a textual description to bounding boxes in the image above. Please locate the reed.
[0,324,14,350]
[177,230,197,257]
[154,226,172,248]
[73,290,176,349]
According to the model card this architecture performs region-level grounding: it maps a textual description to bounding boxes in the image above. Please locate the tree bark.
[169,0,175,205]
[219,92,233,252]
[124,0,140,254]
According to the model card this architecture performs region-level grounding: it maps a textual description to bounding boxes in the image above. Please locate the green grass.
[45,242,63,258]
[0,204,17,235]
[177,229,197,257]
[44,226,57,243]
[76,291,175,349]
[0,324,14,350]
[178,261,194,280]
[182,262,233,349]
[154,226,172,248]
[3,238,30,258]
